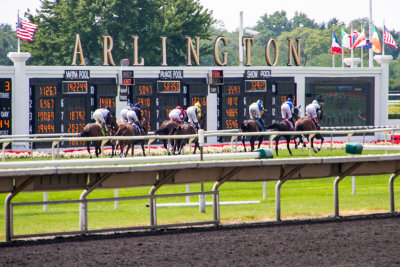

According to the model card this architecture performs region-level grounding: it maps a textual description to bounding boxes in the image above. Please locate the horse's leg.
[250,137,255,152]
[87,142,92,159]
[130,143,134,157]
[95,142,100,158]
[178,139,186,155]
[193,140,199,154]
[119,141,125,157]
[310,136,318,153]
[286,136,293,156]
[274,136,279,156]
[141,141,146,156]
[242,136,247,152]
[317,134,324,151]
[257,136,263,149]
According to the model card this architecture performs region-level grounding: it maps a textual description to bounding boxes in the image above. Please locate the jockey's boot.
[257,118,265,130]
[313,119,320,129]
[288,117,294,130]
[102,123,109,135]
[194,122,200,130]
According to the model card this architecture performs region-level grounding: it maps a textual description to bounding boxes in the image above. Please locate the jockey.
[281,97,295,129]
[281,97,295,125]
[306,100,321,129]
[169,106,185,124]
[127,103,142,134]
[93,107,111,134]
[120,102,133,122]
[186,102,202,130]
[249,99,267,129]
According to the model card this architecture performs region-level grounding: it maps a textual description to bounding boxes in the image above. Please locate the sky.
[1,0,399,32]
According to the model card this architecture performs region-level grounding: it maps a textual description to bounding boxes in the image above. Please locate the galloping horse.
[240,119,264,152]
[294,107,324,153]
[170,115,206,155]
[115,118,148,157]
[265,107,299,156]
[79,113,118,158]
[154,120,179,155]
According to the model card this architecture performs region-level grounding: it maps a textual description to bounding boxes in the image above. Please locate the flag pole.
[17,10,20,53]
[382,20,385,56]
[350,24,354,67]
[368,0,373,67]
[360,25,364,67]
[341,43,344,68]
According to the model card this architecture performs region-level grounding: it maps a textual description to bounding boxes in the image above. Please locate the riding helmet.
[195,102,201,108]
[134,103,142,109]
[287,98,293,103]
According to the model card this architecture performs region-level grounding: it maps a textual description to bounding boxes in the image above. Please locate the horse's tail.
[295,123,304,131]
[79,128,90,137]
[265,123,279,131]
[155,126,169,135]
[170,126,179,135]
[240,121,249,132]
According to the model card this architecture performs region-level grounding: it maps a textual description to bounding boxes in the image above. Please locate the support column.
[7,52,31,150]
[374,55,393,136]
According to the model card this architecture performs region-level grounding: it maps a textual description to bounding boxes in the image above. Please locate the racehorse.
[115,117,148,157]
[265,107,299,156]
[79,113,118,158]
[294,107,324,153]
[154,120,179,155]
[170,115,206,155]
[240,119,264,152]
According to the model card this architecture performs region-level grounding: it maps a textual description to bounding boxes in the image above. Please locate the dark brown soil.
[1,214,400,266]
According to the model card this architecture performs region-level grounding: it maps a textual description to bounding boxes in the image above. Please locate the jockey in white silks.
[280,98,295,129]
[169,106,185,124]
[93,107,110,133]
[127,103,143,134]
[186,102,202,130]
[120,102,133,122]
[249,99,267,130]
[305,100,321,128]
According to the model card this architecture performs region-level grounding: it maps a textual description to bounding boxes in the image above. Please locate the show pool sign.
[0,78,12,135]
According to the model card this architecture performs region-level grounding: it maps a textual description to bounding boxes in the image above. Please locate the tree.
[291,12,319,29]
[23,0,214,66]
[0,24,17,65]
[254,11,292,45]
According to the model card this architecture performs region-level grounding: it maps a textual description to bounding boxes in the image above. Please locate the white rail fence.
[1,127,400,161]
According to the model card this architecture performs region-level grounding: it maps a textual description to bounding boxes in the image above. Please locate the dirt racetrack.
[1,213,400,266]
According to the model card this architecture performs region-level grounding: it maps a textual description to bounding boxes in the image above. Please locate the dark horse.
[154,120,179,155]
[115,118,148,157]
[170,115,206,155]
[79,113,118,158]
[265,107,299,156]
[240,119,265,152]
[294,107,324,153]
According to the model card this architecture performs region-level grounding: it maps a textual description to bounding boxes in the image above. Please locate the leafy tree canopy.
[22,0,214,66]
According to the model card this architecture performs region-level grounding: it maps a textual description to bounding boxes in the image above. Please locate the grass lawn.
[0,148,399,241]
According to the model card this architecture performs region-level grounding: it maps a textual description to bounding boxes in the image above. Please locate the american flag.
[383,26,398,49]
[16,17,38,42]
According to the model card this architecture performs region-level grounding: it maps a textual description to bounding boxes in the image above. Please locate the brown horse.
[115,118,148,157]
[154,120,179,155]
[294,107,324,153]
[240,119,264,152]
[265,107,299,156]
[170,115,206,155]
[79,112,118,158]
